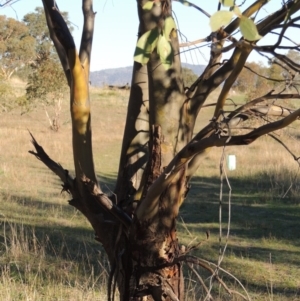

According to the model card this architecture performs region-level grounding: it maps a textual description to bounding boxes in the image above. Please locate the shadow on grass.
[179,175,300,296]
[180,174,300,244]
[1,172,299,297]
[0,192,108,287]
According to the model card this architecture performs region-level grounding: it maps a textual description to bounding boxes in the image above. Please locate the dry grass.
[0,81,300,300]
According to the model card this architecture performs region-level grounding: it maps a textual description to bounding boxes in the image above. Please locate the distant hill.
[90,63,205,87]
[182,63,205,77]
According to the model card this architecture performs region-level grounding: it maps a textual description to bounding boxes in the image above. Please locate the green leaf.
[134,28,159,65]
[209,10,234,32]
[220,0,235,7]
[143,1,154,10]
[239,16,262,41]
[233,5,242,17]
[164,16,177,40]
[157,35,173,68]
[161,62,172,70]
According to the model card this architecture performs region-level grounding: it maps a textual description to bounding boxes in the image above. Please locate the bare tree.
[29,0,300,300]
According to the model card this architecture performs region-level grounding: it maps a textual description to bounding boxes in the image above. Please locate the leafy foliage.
[233,61,272,101]
[23,7,73,54]
[142,1,154,10]
[0,80,15,112]
[234,50,300,101]
[209,10,234,31]
[157,34,173,68]
[134,7,176,69]
[239,16,262,41]
[210,2,261,41]
[219,0,235,6]
[0,15,35,80]
[182,67,198,88]
[24,8,69,114]
[26,53,67,105]
[134,28,159,65]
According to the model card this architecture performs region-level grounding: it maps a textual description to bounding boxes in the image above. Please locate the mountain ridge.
[90,63,205,87]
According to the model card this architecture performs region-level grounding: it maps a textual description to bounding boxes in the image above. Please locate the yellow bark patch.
[68,49,90,135]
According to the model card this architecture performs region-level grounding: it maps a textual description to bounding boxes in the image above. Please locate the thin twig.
[218,147,225,266]
[173,0,211,18]
[218,153,232,265]
[194,257,251,301]
[187,263,213,300]
[179,37,209,48]
[268,133,300,163]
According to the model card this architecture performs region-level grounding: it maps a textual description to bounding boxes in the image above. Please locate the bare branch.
[243,64,287,83]
[137,106,300,219]
[79,0,96,78]
[173,0,211,18]
[265,30,300,48]
[214,47,252,118]
[42,1,71,86]
[226,91,300,124]
[257,1,299,40]
[268,133,300,163]
[28,132,74,193]
[187,263,212,300]
[42,0,75,52]
[192,257,251,301]
[179,37,209,48]
[184,256,249,300]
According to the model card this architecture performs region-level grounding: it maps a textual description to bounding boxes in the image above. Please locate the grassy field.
[0,82,300,300]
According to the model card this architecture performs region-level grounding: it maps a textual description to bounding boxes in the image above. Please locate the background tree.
[234,61,272,100]
[26,53,68,130]
[0,15,34,112]
[182,67,198,89]
[24,7,69,127]
[29,0,300,300]
[0,7,69,114]
[0,15,35,80]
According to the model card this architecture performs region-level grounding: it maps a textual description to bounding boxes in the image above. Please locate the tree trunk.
[30,1,300,300]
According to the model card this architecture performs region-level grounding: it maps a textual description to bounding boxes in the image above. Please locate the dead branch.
[137,107,300,220]
[181,256,249,300]
[28,132,74,193]
[194,257,251,301]
[268,133,300,163]
[187,263,212,300]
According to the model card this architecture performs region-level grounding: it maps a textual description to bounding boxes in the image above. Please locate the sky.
[0,0,292,71]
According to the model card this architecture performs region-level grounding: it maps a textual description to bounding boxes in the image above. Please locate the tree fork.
[28,1,300,300]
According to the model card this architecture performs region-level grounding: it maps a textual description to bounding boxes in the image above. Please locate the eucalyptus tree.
[24,7,71,128]
[30,0,300,300]
[0,15,35,80]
